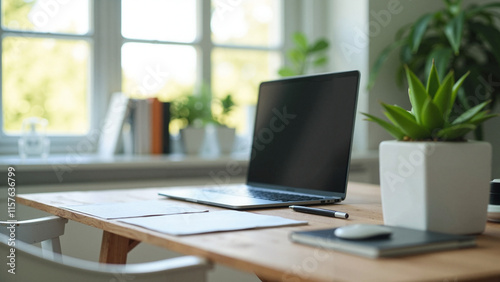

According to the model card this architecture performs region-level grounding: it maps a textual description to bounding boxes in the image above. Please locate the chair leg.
[41,237,62,261]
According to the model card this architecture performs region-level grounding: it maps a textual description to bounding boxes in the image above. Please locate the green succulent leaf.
[382,103,430,140]
[444,11,465,55]
[469,110,487,121]
[451,71,470,109]
[426,61,441,97]
[405,66,430,124]
[421,97,445,132]
[409,13,434,53]
[384,103,416,121]
[452,100,491,125]
[470,113,500,125]
[362,113,405,140]
[432,71,454,119]
[437,123,476,140]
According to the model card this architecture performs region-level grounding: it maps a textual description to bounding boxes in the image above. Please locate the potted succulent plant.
[170,85,214,155]
[368,0,500,140]
[363,63,498,234]
[214,93,236,155]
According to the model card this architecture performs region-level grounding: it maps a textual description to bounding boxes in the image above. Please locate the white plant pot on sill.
[216,126,235,155]
[379,140,492,235]
[180,127,205,155]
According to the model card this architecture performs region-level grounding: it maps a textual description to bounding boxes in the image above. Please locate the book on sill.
[289,225,476,258]
[98,92,131,157]
[125,98,171,155]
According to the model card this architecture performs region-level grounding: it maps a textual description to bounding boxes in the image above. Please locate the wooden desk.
[18,182,500,282]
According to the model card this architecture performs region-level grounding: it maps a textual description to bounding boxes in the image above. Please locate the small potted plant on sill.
[170,85,214,155]
[171,87,237,155]
[213,93,237,155]
[363,62,499,234]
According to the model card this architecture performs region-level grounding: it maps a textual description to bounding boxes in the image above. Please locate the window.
[121,0,283,134]
[211,0,282,133]
[0,0,286,154]
[121,0,198,101]
[1,0,91,139]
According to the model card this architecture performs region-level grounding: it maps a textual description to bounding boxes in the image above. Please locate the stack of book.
[98,93,171,157]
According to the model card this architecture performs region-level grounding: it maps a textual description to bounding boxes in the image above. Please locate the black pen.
[289,205,349,219]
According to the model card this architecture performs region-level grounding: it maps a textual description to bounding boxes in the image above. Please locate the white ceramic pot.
[379,140,491,235]
[180,127,205,155]
[216,126,236,155]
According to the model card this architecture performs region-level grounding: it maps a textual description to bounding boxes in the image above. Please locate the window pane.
[212,48,280,133]
[211,0,281,47]
[1,0,90,34]
[122,43,197,99]
[122,0,197,42]
[2,37,90,134]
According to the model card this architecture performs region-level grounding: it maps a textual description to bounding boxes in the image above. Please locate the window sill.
[0,151,379,186]
[0,153,250,186]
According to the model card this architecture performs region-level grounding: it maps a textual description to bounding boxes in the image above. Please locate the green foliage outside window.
[2,1,89,134]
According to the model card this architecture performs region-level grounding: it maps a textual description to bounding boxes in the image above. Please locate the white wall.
[327,0,369,153]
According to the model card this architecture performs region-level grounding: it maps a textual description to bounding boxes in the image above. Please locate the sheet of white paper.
[63,200,208,219]
[119,210,308,235]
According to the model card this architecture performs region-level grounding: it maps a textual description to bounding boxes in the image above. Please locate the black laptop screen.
[247,71,360,196]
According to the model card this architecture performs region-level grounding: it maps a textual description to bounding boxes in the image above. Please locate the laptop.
[159,70,360,209]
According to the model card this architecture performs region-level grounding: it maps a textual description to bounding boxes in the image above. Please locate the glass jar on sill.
[18,117,50,159]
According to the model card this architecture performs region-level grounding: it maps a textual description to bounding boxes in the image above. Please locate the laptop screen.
[247,71,360,197]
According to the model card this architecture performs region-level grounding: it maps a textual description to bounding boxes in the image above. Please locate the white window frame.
[0,0,108,154]
[0,0,306,155]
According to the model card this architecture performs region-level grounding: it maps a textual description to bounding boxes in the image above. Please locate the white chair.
[0,233,211,282]
[0,216,67,260]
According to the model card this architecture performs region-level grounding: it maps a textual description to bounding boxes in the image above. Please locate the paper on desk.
[119,210,308,235]
[62,200,208,219]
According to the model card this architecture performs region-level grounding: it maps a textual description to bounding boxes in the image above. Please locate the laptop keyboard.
[205,186,325,202]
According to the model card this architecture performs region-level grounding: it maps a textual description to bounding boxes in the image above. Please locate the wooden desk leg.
[99,231,140,264]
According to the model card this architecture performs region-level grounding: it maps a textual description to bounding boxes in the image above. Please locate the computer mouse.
[334,224,392,240]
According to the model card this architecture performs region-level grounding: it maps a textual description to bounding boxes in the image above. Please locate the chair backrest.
[0,216,67,244]
[0,233,210,282]
[0,216,68,260]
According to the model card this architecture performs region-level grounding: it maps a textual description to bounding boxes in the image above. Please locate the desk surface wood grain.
[17,182,500,282]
